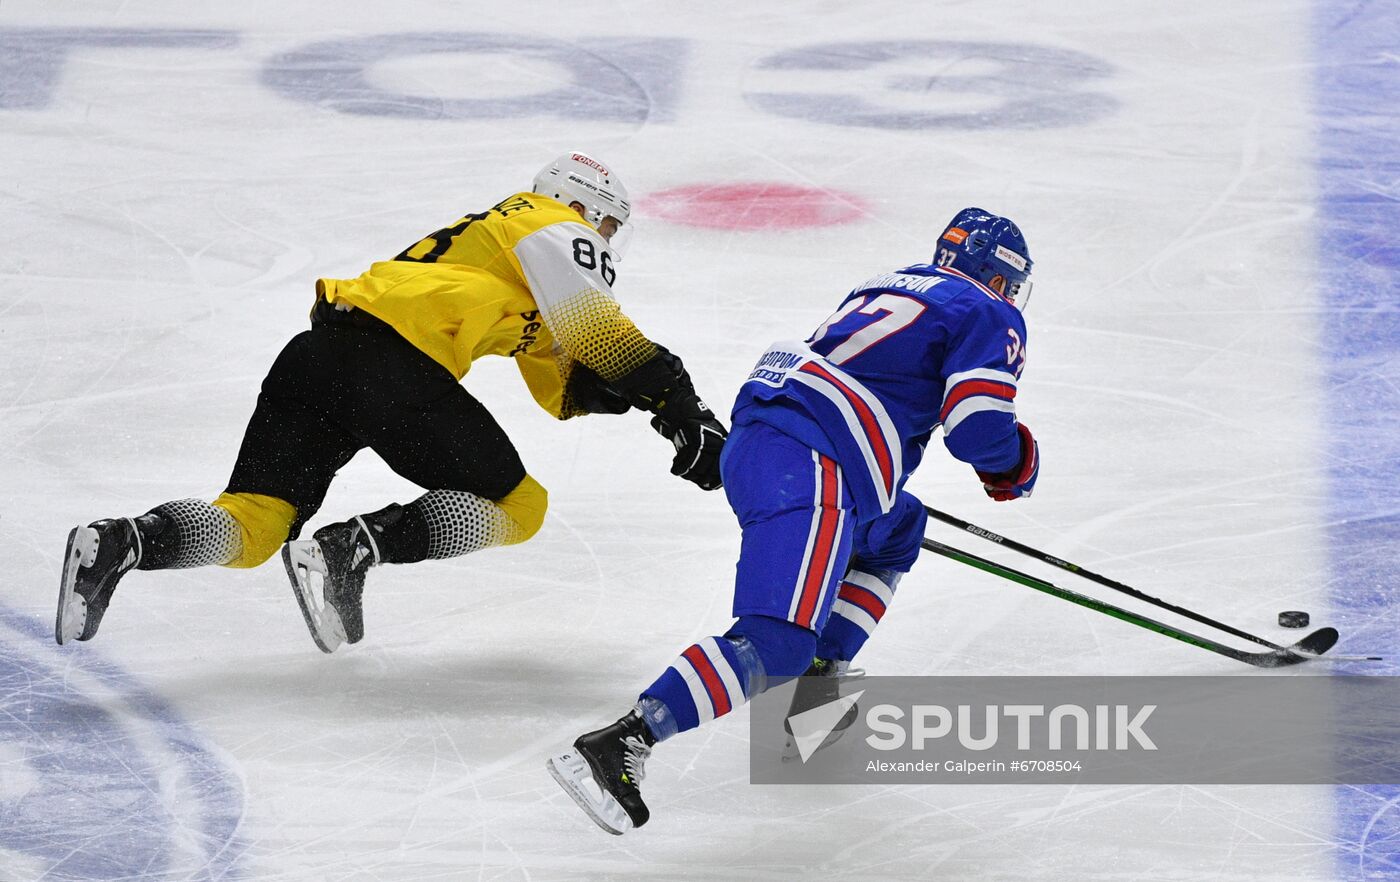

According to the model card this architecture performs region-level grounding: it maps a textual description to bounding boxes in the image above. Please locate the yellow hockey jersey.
[316,192,657,419]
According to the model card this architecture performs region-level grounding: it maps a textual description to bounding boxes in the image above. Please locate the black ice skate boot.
[283,520,374,653]
[782,658,863,762]
[547,711,656,835]
[281,505,414,653]
[56,513,166,644]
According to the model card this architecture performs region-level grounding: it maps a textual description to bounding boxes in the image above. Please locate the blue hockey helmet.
[934,207,1033,308]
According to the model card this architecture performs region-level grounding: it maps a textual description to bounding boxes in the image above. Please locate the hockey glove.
[651,404,728,491]
[564,345,690,416]
[613,345,727,490]
[565,363,632,415]
[611,346,698,413]
[975,423,1039,501]
[653,344,696,398]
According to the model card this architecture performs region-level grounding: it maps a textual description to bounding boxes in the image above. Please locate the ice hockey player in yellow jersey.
[55,152,728,654]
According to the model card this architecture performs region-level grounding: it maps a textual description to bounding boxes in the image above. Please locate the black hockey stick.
[925,506,1381,661]
[920,537,1338,668]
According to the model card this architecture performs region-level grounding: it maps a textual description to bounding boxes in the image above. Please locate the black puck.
[1278,610,1310,629]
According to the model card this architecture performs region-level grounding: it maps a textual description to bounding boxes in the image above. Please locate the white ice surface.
[0,1,1362,879]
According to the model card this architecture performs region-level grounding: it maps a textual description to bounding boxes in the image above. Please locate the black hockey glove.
[653,344,695,398]
[650,401,728,491]
[568,344,694,416]
[565,363,632,415]
[612,346,727,491]
[611,347,695,413]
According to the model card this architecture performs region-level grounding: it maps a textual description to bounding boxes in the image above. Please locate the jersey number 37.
[808,293,926,365]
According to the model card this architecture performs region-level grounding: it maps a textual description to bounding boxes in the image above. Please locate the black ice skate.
[55,518,143,644]
[782,658,864,762]
[547,711,655,835]
[282,517,380,654]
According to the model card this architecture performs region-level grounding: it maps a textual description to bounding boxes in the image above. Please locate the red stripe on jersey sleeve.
[939,378,1017,422]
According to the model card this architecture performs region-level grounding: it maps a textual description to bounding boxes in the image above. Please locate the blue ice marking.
[1315,0,1400,877]
[0,606,245,881]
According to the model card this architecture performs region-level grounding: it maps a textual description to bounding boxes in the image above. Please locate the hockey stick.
[925,506,1381,662]
[920,537,1338,668]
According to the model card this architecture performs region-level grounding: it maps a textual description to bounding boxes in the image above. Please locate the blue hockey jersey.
[732,264,1028,521]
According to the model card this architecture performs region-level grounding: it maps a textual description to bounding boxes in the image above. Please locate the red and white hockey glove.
[975,423,1039,501]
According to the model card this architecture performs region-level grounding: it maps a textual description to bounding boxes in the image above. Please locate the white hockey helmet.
[532,152,631,231]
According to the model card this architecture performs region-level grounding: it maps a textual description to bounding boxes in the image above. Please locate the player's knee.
[725,614,816,679]
[494,474,548,544]
[854,490,927,572]
[212,491,297,567]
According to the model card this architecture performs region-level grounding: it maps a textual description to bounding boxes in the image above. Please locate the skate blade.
[546,750,632,836]
[55,526,98,645]
[282,541,345,654]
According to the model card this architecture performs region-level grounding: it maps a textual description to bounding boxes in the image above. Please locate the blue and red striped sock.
[637,636,763,740]
[815,567,901,663]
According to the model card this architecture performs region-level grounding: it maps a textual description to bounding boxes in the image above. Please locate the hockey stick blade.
[1240,627,1337,668]
[1260,627,1385,663]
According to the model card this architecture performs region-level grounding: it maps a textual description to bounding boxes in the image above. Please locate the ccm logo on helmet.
[570,153,609,177]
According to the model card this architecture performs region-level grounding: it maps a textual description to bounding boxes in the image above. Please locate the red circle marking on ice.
[643,182,866,231]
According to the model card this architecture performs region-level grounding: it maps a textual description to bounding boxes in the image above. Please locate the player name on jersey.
[855,272,946,294]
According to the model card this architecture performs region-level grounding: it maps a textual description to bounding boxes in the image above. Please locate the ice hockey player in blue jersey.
[547,207,1040,834]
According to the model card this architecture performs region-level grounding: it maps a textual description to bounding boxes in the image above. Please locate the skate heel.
[55,527,98,644]
[76,526,100,566]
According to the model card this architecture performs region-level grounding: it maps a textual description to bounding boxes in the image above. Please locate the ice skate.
[782,658,863,761]
[547,711,655,835]
[55,518,142,644]
[282,517,379,653]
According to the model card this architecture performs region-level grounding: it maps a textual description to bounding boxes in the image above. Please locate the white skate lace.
[622,736,651,784]
[125,517,143,569]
